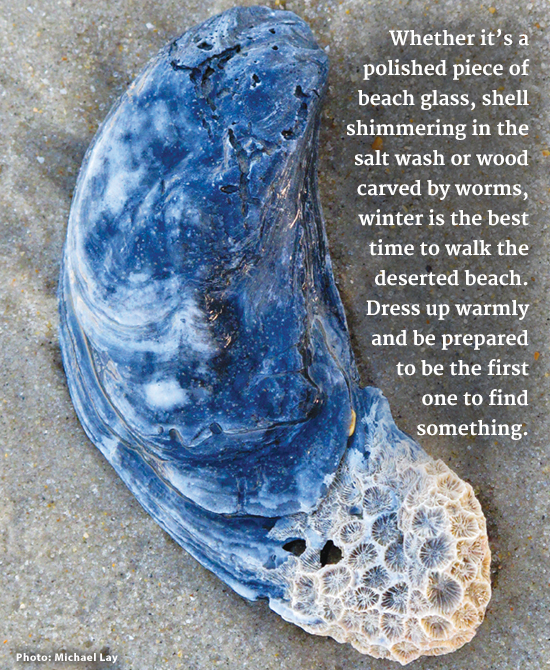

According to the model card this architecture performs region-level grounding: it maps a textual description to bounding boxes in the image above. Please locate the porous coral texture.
[270,437,491,665]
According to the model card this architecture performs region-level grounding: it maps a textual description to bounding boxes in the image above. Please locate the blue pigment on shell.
[59,7,491,663]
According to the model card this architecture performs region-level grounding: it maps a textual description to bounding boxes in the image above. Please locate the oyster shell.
[58,6,491,664]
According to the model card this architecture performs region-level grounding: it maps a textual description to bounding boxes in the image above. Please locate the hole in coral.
[272,45,279,50]
[269,28,276,34]
[283,539,306,556]
[349,505,363,517]
[197,41,213,50]
[320,540,342,566]
[281,129,294,140]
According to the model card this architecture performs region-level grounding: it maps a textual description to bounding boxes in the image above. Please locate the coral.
[270,439,491,665]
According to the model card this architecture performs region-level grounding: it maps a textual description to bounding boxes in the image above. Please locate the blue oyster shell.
[59,6,491,663]
[60,5,355,519]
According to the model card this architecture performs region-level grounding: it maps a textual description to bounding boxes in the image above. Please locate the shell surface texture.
[58,6,491,664]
